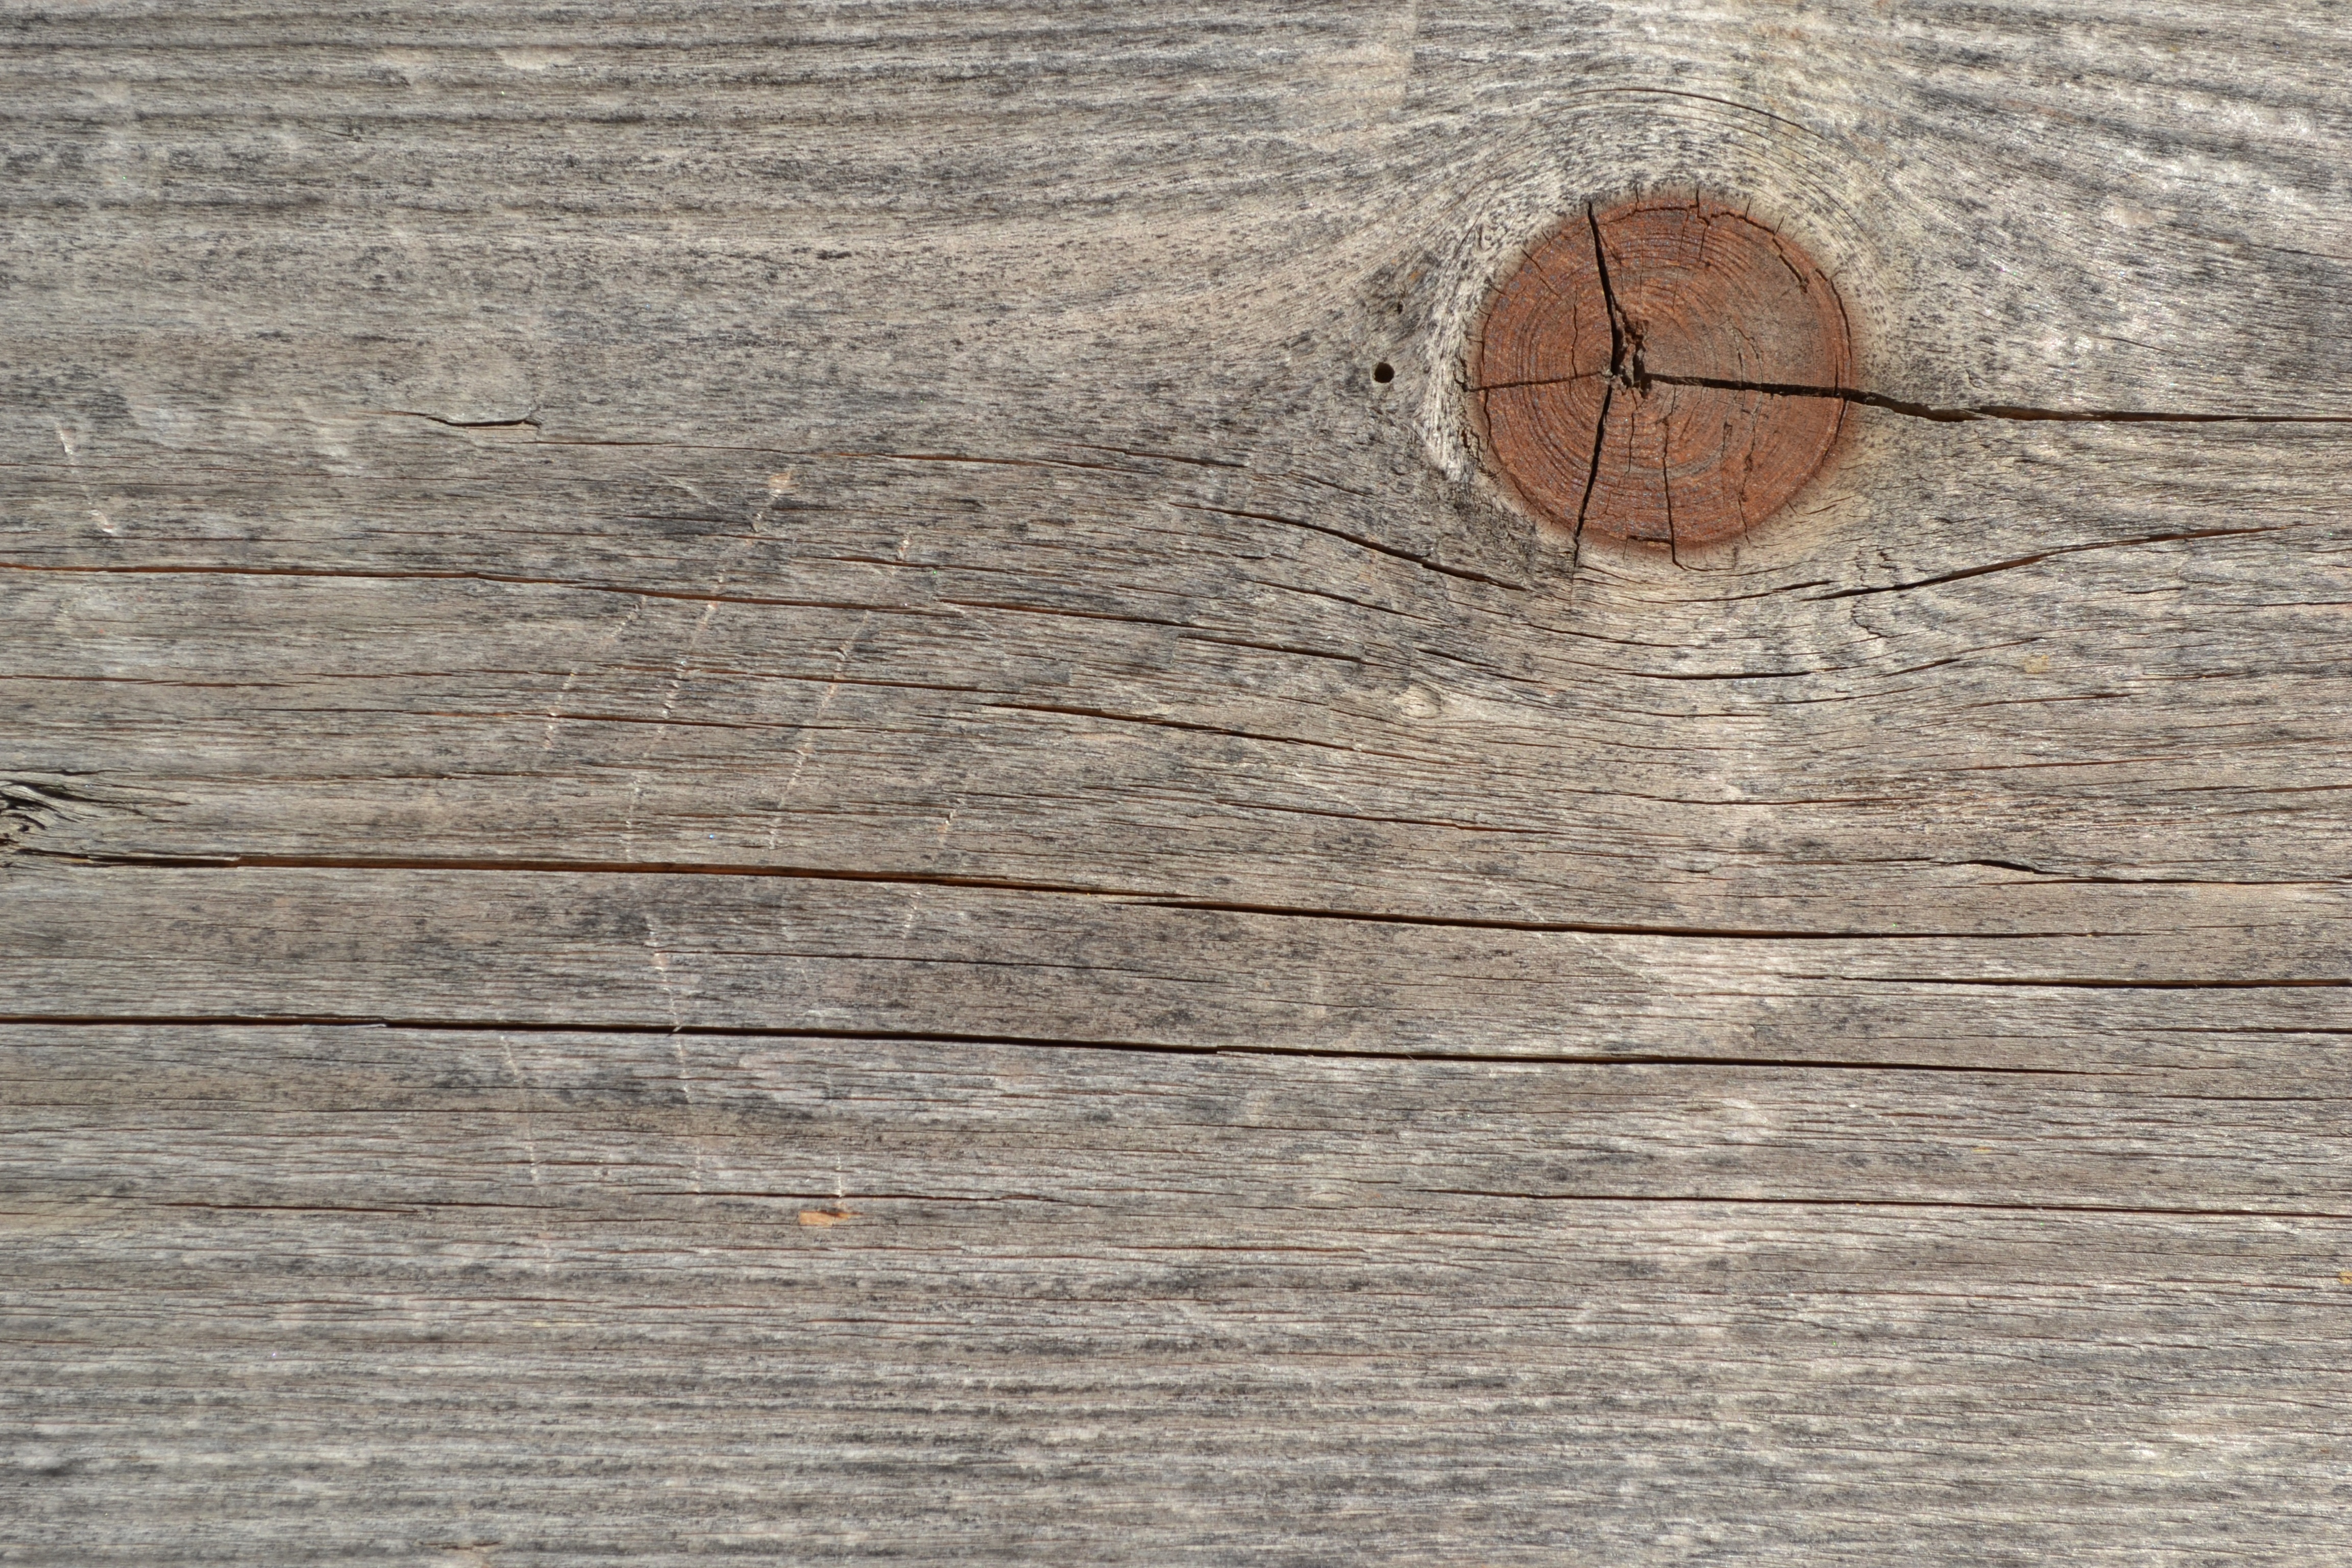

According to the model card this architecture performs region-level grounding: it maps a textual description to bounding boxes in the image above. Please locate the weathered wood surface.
[6,2,2352,1561]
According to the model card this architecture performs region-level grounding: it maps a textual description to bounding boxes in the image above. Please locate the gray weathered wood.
[7,2,2352,1561]
[8,1024,2352,1564]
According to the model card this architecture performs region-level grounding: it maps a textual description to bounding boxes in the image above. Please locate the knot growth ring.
[1473,196,1853,550]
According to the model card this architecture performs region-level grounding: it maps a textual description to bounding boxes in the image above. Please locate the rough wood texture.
[7,3,2352,1562]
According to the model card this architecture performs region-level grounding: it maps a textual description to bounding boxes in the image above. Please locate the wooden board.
[7,3,2352,1561]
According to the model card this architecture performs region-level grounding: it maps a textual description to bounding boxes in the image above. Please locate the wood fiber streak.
[7,2,2352,1562]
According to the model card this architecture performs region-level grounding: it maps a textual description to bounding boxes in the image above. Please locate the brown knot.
[1473,196,1853,550]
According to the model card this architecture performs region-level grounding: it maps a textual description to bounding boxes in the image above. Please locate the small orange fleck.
[2339,1269,2351,1285]
[799,1208,856,1227]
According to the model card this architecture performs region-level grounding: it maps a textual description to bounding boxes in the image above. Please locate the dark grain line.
[0,1015,2105,1074]
[1420,1189,2352,1220]
[0,560,948,616]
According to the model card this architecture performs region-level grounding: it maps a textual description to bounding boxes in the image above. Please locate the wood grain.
[8,1023,2352,1566]
[7,1,2352,1561]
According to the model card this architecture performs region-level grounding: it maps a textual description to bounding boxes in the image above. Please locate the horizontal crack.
[0,1014,2101,1073]
[1131,895,2125,942]
[12,846,1154,896]
[371,408,543,431]
[1807,526,2285,600]
[1644,373,2352,426]
[974,701,1432,761]
[1475,371,2352,426]
[20,850,2149,943]
[1168,503,1525,590]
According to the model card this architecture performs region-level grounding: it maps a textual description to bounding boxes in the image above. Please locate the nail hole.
[1372,362,1394,384]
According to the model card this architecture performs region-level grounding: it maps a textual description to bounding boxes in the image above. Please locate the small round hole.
[1372,362,1395,384]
